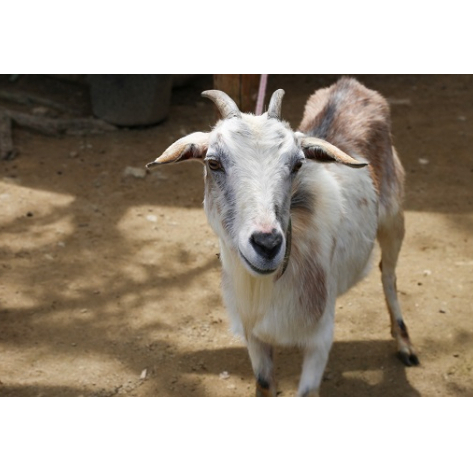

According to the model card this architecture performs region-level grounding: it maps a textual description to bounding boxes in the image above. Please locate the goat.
[147,77,419,396]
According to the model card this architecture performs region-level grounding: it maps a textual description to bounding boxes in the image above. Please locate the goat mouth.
[239,251,279,276]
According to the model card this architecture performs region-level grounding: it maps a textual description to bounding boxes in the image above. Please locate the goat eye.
[292,161,303,174]
[207,159,224,172]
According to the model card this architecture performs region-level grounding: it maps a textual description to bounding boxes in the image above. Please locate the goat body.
[147,77,418,396]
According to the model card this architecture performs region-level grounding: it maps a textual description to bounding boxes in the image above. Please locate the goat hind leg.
[378,211,419,366]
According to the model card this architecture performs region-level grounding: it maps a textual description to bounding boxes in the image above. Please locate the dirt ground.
[0,74,472,397]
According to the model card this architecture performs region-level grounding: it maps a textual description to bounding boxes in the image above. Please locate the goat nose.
[250,230,283,260]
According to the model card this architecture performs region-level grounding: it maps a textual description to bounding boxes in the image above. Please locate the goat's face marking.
[204,116,303,277]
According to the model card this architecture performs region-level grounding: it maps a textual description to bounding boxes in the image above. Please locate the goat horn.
[201,90,242,119]
[267,89,285,120]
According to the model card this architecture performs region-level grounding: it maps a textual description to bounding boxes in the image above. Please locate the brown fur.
[291,204,313,236]
[299,256,327,323]
[368,164,381,195]
[290,179,315,239]
[289,220,327,323]
[298,77,402,212]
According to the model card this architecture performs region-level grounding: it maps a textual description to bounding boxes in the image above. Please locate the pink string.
[255,74,268,115]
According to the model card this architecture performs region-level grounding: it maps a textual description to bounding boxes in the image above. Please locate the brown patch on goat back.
[298,86,332,132]
[298,77,403,209]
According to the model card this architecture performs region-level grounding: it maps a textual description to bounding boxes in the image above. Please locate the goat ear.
[146,132,209,169]
[300,136,367,168]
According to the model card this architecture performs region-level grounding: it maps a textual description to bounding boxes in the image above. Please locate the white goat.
[147,77,419,396]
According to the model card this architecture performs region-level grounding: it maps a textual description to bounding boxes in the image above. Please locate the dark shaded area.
[0,337,433,397]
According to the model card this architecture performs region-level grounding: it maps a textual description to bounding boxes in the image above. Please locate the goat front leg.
[246,334,277,397]
[297,310,334,397]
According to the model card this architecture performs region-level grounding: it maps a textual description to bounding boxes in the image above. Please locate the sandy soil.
[0,74,472,397]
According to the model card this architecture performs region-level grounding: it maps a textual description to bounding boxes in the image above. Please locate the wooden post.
[213,74,261,114]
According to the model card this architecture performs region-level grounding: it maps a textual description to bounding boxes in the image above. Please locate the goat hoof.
[398,351,420,367]
[255,379,276,397]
